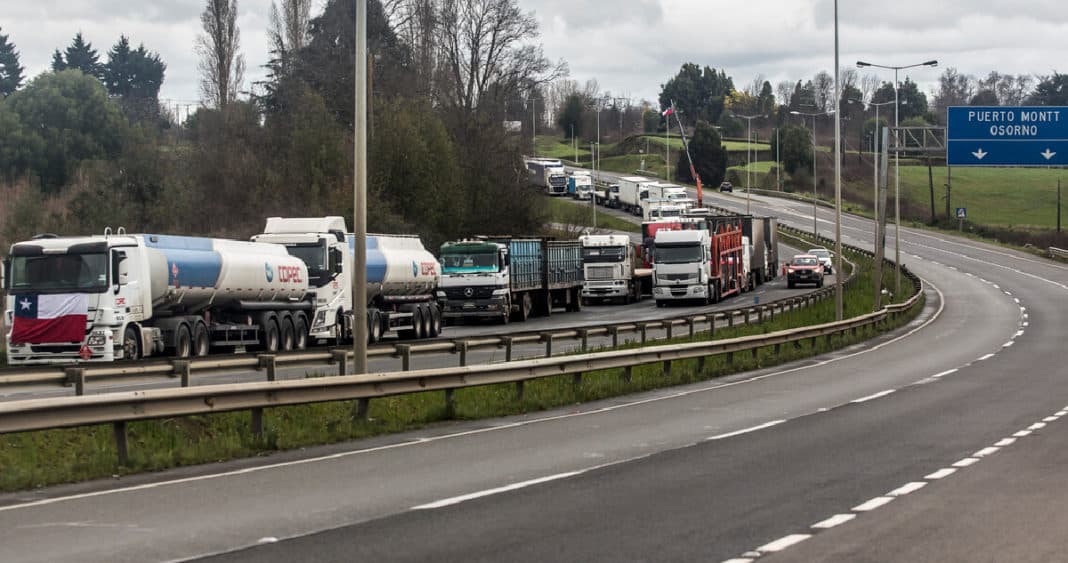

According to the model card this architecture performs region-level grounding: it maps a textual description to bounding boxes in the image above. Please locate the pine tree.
[0,27,25,96]
[104,36,166,123]
[58,32,104,80]
[51,49,67,72]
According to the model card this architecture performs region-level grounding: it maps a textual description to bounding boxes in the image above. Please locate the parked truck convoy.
[579,234,652,304]
[251,217,442,344]
[438,237,583,323]
[525,158,568,196]
[3,229,311,364]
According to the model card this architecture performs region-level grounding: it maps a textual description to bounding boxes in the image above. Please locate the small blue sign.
[947,106,1068,166]
[956,207,967,219]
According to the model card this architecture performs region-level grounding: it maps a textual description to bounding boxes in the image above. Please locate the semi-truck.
[617,176,653,215]
[525,158,568,196]
[651,215,745,306]
[567,171,594,200]
[251,217,442,344]
[579,234,652,304]
[645,182,689,204]
[3,229,311,364]
[438,237,583,323]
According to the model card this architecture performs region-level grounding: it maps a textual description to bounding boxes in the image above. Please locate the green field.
[872,165,1066,229]
[730,161,779,174]
[636,134,769,153]
[544,196,640,233]
[533,136,590,161]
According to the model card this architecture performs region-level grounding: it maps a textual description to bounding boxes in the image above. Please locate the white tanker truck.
[3,229,311,364]
[252,217,442,344]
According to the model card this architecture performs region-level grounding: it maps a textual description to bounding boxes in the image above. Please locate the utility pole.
[352,0,368,374]
[1059,178,1062,234]
[833,0,843,321]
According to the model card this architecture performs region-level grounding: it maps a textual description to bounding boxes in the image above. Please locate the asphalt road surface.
[2,182,1066,562]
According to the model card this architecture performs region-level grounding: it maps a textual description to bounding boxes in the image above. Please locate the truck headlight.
[436,291,446,299]
[87,331,107,346]
[694,285,706,293]
[491,288,509,296]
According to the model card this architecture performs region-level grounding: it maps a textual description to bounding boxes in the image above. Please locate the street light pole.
[833,0,842,321]
[734,113,763,214]
[352,0,368,374]
[791,109,834,239]
[857,58,938,298]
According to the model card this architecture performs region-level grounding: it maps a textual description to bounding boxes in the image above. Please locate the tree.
[839,84,864,121]
[970,89,999,106]
[979,71,1033,106]
[658,63,733,125]
[773,125,813,175]
[1027,73,1068,106]
[104,36,166,123]
[812,71,834,112]
[557,93,585,139]
[0,27,25,97]
[932,67,974,118]
[197,0,246,109]
[52,32,104,81]
[757,80,775,114]
[676,120,728,187]
[775,81,793,110]
[871,77,928,121]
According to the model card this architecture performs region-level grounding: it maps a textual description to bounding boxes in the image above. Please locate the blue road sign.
[947,106,1068,166]
[956,207,967,219]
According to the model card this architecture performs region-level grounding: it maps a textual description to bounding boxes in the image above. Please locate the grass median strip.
[0,243,921,492]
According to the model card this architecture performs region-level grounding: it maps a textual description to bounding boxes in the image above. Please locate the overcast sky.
[4,0,1068,110]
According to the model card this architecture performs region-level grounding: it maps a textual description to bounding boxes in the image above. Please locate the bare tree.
[860,73,880,103]
[389,0,438,99]
[268,0,312,70]
[776,80,793,109]
[932,67,975,115]
[746,74,765,98]
[436,0,566,116]
[197,0,245,109]
[839,68,858,91]
[812,70,834,112]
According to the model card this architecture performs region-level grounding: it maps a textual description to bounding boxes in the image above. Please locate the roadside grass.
[534,136,590,162]
[637,134,769,153]
[543,197,641,233]
[0,242,919,492]
[729,161,779,174]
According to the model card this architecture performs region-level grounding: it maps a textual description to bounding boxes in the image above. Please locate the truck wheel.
[123,326,141,360]
[294,315,308,350]
[571,288,582,312]
[193,322,210,356]
[428,306,442,336]
[262,319,280,352]
[281,316,295,351]
[417,307,430,339]
[368,310,382,344]
[175,325,192,358]
[500,299,511,325]
[516,293,532,322]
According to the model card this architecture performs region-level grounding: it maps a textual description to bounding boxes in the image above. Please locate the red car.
[787,254,824,288]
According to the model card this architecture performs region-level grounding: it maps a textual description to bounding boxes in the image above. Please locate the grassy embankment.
[544,196,641,234]
[0,235,920,492]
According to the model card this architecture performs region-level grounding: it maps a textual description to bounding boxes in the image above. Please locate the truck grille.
[443,286,496,300]
[586,266,616,281]
[657,273,694,282]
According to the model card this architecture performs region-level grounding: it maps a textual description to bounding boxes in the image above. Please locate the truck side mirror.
[0,257,8,290]
[330,248,344,275]
[112,250,129,290]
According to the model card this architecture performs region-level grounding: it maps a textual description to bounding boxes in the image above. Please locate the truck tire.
[175,325,192,358]
[416,306,430,339]
[499,298,511,325]
[281,315,295,351]
[294,315,308,350]
[193,322,210,356]
[428,305,442,336]
[261,318,280,352]
[514,293,532,322]
[123,326,141,360]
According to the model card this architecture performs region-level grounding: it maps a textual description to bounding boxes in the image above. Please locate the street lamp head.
[856,61,871,68]
[923,60,938,67]
[789,110,800,116]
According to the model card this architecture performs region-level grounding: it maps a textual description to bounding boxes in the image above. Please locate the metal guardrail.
[1049,246,1068,260]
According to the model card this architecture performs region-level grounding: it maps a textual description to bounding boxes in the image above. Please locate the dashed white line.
[853,496,894,511]
[978,353,995,361]
[812,513,856,529]
[1014,430,1033,437]
[757,534,811,553]
[1003,341,1014,348]
[953,458,980,468]
[1015,330,1026,337]
[721,559,754,563]
[932,369,958,378]
[1028,422,1047,431]
[1057,411,1067,417]
[411,471,582,510]
[994,438,1017,447]
[974,447,1000,457]
[851,389,896,404]
[926,468,957,480]
[1013,298,1020,304]
[706,420,786,441]
[1043,416,1058,422]
[888,482,927,496]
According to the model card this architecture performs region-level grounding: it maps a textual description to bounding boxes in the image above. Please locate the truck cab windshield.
[9,253,109,293]
[441,253,499,274]
[583,247,626,263]
[285,243,328,287]
[654,244,703,264]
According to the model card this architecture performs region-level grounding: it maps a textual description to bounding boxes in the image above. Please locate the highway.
[2,184,1066,562]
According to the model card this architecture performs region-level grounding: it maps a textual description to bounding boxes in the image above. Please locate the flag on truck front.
[662,107,674,117]
[10,294,88,344]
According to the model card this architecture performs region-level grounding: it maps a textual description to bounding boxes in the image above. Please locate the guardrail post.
[727,351,734,365]
[751,346,759,361]
[687,317,696,339]
[354,398,370,421]
[256,355,276,382]
[757,307,764,323]
[542,335,553,358]
[251,408,264,438]
[515,380,525,401]
[455,341,469,367]
[331,350,349,376]
[609,327,619,348]
[622,366,633,383]
[710,314,716,338]
[578,329,589,351]
[697,356,706,373]
[662,359,672,376]
[113,421,129,466]
[501,337,514,362]
[65,367,85,396]
[396,345,412,371]
[728,312,735,328]
[775,343,782,357]
[639,324,648,345]
[573,371,583,388]
[171,360,192,387]
[444,389,456,418]
[665,321,673,340]
[744,309,751,325]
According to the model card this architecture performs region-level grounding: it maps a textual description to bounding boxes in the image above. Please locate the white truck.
[4,229,311,364]
[617,176,653,216]
[579,234,652,304]
[525,158,568,196]
[567,171,594,200]
[252,217,442,343]
[645,182,690,204]
[651,229,713,306]
[642,201,689,222]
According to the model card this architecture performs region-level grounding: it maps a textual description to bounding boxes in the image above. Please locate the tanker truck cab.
[438,240,510,322]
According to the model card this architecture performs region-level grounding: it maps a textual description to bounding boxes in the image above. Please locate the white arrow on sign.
[1042,148,1057,160]
[972,148,988,160]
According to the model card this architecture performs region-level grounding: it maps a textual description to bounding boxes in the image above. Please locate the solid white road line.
[758,534,812,553]
[706,420,786,441]
[925,468,957,480]
[812,513,856,529]
[411,471,582,510]
[853,497,894,512]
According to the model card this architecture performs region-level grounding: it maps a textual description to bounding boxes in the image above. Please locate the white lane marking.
[993,284,1000,289]
[1005,291,1013,296]
[706,420,786,441]
[257,537,279,544]
[1015,331,1025,337]
[851,389,896,404]
[758,534,811,553]
[974,447,1000,457]
[411,471,582,510]
[721,559,754,563]
[978,353,995,361]
[932,369,957,378]
[1013,298,1020,304]
[1023,322,1030,327]
[1044,416,1059,422]
[1028,422,1047,430]
[953,458,980,468]
[888,482,927,496]
[1003,341,1014,348]
[994,438,1017,447]
[0,272,950,516]
[853,496,894,511]
[926,468,957,480]
[1014,430,1033,437]
[1057,411,1067,417]
[812,513,856,529]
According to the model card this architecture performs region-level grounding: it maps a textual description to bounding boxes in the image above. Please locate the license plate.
[463,302,476,309]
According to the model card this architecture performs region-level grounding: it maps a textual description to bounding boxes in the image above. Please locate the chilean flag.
[11,294,88,344]
[662,107,674,117]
